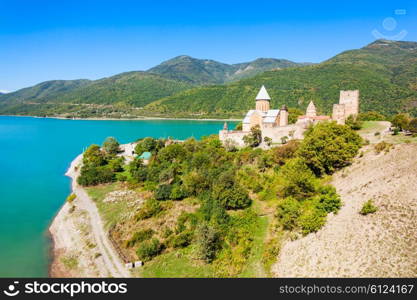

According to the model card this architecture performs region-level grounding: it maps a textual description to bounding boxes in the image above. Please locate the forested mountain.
[1,40,416,118]
[147,55,305,84]
[145,40,417,117]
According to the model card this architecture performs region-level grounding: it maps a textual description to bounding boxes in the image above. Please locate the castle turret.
[306,101,317,117]
[279,104,288,126]
[255,85,271,112]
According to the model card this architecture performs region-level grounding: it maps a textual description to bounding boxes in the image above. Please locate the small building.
[138,151,152,164]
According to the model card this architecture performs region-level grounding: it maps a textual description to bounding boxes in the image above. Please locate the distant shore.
[0,114,241,122]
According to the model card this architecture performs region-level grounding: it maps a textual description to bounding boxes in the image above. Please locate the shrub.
[126,229,154,247]
[273,140,300,165]
[391,113,410,131]
[345,115,362,130]
[298,204,326,235]
[136,238,162,261]
[408,118,417,133]
[170,183,187,200]
[374,131,380,136]
[316,185,341,213]
[217,185,251,209]
[360,200,377,215]
[297,122,362,176]
[168,230,193,249]
[102,137,120,155]
[374,141,392,154]
[263,136,272,146]
[135,198,162,220]
[135,137,157,154]
[155,184,173,200]
[392,128,400,135]
[66,193,76,203]
[280,158,317,200]
[77,165,115,186]
[195,222,220,263]
[276,197,301,230]
[280,136,289,144]
[128,158,147,182]
[357,111,386,121]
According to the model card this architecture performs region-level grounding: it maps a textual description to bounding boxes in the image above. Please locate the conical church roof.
[255,85,271,101]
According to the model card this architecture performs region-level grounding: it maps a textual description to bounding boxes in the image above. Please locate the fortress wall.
[332,104,346,124]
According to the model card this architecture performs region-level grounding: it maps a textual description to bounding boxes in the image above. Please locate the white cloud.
[0,90,10,94]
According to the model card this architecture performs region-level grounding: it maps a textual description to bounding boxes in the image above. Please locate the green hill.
[0,79,91,104]
[0,72,193,115]
[147,55,305,84]
[145,40,417,118]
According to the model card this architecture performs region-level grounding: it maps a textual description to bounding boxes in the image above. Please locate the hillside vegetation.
[146,40,417,118]
[75,122,364,277]
[0,56,302,116]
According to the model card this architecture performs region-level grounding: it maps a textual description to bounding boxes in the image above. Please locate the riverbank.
[0,114,241,122]
[49,154,130,278]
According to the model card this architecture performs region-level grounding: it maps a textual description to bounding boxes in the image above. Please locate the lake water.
[0,116,233,277]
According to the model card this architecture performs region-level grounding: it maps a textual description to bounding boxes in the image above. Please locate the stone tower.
[306,101,317,117]
[339,90,359,118]
[255,85,271,112]
[279,105,289,126]
[332,104,346,125]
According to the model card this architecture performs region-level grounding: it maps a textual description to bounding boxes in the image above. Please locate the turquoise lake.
[0,116,234,277]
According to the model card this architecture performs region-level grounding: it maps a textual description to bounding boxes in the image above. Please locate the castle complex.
[219,86,359,147]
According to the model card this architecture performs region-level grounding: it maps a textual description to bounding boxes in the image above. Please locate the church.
[219,85,359,147]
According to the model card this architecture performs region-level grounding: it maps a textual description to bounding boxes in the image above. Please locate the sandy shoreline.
[0,114,241,122]
[49,153,130,278]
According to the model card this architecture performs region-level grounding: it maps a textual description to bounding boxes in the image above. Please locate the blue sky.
[1,0,416,91]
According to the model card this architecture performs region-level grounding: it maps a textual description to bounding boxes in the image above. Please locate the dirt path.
[272,144,417,277]
[66,154,130,277]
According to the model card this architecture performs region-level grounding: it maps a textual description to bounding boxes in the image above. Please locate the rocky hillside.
[273,143,417,277]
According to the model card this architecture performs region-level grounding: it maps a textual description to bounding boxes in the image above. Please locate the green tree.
[297,122,362,176]
[195,222,220,263]
[391,113,410,131]
[102,137,120,155]
[243,125,262,147]
[83,144,106,167]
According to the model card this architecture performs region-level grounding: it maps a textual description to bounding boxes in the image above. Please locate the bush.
[273,140,300,165]
[408,118,417,133]
[217,185,251,209]
[276,197,301,230]
[360,200,377,215]
[195,222,220,263]
[135,137,157,154]
[77,165,115,186]
[345,115,362,130]
[280,158,317,200]
[136,238,162,261]
[170,183,187,200]
[374,141,392,154]
[126,229,154,247]
[357,111,386,121]
[298,204,326,235]
[135,198,162,220]
[155,184,173,200]
[297,122,362,176]
[168,230,193,249]
[66,193,76,203]
[316,185,341,213]
[391,113,410,131]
